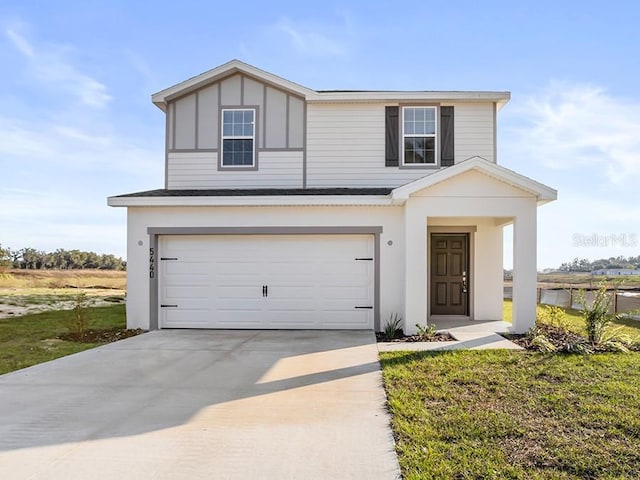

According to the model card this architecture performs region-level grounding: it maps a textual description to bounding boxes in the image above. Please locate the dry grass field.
[503,272,640,290]
[0,269,126,318]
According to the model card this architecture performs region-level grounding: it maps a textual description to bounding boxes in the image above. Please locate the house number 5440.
[149,247,155,279]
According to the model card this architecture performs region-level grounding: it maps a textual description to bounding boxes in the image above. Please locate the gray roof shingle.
[113,187,394,198]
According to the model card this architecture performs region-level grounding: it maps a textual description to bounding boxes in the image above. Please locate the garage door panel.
[159,234,374,330]
[320,286,371,301]
[163,310,211,328]
[214,261,266,275]
[163,261,209,275]
[215,312,265,328]
[215,298,263,310]
[321,312,371,328]
[163,286,210,299]
[215,285,264,296]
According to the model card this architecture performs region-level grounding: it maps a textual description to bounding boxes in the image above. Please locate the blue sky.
[1,1,639,268]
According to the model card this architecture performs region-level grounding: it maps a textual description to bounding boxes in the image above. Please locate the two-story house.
[108,60,556,335]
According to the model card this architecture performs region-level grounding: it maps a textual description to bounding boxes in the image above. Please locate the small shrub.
[530,333,557,353]
[537,304,569,330]
[71,291,89,340]
[565,340,592,354]
[578,284,627,346]
[600,340,630,353]
[383,313,403,340]
[415,323,437,340]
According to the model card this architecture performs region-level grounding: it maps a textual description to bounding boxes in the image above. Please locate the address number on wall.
[149,247,155,279]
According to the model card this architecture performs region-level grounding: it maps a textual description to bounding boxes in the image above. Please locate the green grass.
[503,300,640,342]
[380,350,640,479]
[0,304,126,375]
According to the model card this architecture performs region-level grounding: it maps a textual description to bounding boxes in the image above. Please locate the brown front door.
[430,234,469,315]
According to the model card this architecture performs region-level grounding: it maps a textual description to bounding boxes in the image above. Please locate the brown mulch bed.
[502,324,585,350]
[58,328,145,344]
[376,332,455,343]
[503,324,640,352]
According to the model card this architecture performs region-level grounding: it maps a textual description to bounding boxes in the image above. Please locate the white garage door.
[158,234,374,329]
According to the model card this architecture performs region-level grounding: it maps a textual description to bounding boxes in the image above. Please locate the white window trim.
[401,106,438,167]
[221,108,256,168]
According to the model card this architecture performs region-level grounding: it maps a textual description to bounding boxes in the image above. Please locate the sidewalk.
[378,319,522,352]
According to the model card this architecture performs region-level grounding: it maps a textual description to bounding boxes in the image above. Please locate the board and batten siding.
[167,151,303,189]
[306,103,496,188]
[167,73,305,151]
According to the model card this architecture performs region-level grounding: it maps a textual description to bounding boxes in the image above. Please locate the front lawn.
[380,350,640,479]
[0,304,133,375]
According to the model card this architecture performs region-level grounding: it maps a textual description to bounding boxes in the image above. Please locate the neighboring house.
[592,269,640,276]
[108,60,556,334]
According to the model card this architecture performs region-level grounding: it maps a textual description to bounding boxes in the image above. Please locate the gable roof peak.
[391,157,557,205]
[151,59,316,111]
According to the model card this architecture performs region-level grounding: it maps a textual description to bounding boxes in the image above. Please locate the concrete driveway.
[0,330,400,479]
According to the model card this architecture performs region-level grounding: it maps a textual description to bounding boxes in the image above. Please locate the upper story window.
[221,109,255,167]
[402,106,437,165]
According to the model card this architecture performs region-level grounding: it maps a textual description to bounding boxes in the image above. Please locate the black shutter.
[385,106,399,166]
[440,106,455,167]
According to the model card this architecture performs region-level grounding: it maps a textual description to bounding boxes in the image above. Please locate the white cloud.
[274,16,352,57]
[0,115,159,175]
[5,27,34,57]
[507,82,640,184]
[4,25,112,108]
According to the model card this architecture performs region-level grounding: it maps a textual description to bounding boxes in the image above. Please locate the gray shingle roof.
[113,188,394,198]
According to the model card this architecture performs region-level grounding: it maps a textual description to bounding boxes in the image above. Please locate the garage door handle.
[161,304,178,308]
[355,306,373,309]
[262,285,268,297]
[355,257,373,261]
[160,257,178,261]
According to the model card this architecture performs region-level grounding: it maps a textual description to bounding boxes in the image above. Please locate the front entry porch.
[393,157,556,335]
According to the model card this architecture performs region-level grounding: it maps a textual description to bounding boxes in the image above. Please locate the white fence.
[504,287,640,319]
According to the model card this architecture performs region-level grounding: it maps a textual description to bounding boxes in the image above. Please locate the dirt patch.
[58,328,145,344]
[0,295,126,319]
[376,332,455,343]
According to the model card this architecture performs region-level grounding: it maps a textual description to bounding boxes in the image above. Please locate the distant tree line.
[556,256,640,273]
[0,244,126,271]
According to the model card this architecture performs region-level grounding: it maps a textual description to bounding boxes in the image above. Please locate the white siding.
[305,102,496,187]
[167,151,303,189]
[306,104,433,188]
[454,103,495,163]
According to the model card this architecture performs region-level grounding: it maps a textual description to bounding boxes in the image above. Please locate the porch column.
[512,207,537,333]
[404,204,427,336]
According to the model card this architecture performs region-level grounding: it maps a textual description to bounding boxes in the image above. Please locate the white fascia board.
[391,157,557,204]
[107,195,394,208]
[152,60,316,110]
[151,59,511,111]
[311,90,510,107]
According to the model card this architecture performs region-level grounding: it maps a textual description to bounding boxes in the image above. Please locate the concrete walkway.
[0,330,400,480]
[379,319,523,352]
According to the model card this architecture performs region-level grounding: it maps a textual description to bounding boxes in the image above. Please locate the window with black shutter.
[385,105,455,167]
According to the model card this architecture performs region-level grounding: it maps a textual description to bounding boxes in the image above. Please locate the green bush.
[383,313,403,340]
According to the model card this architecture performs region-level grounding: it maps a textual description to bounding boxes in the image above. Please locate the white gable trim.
[391,156,557,205]
[152,60,512,111]
[152,60,317,110]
